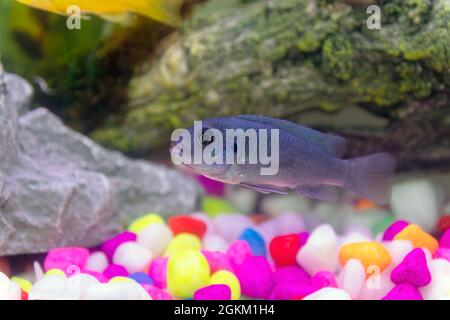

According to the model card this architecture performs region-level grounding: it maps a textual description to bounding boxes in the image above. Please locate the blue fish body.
[173,115,396,205]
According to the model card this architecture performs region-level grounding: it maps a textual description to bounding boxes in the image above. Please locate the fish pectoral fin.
[293,184,338,202]
[240,183,288,195]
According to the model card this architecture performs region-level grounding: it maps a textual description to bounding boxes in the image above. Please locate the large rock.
[0,72,202,255]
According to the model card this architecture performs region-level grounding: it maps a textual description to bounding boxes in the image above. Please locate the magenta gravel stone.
[101,231,137,261]
[382,283,423,300]
[194,284,231,300]
[391,248,431,287]
[382,220,409,241]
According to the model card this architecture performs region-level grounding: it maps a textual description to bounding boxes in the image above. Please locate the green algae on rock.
[91,0,450,155]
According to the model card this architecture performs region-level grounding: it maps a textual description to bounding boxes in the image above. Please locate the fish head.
[170,118,237,182]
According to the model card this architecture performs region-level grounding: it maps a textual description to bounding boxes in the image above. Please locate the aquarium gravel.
[0,210,449,300]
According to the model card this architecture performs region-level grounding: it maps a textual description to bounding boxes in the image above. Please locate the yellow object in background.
[45,268,66,277]
[11,276,32,293]
[127,213,164,234]
[16,0,184,26]
[209,270,241,300]
[164,233,202,256]
[109,276,134,283]
[167,250,210,299]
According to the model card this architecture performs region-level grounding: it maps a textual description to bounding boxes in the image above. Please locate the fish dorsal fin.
[236,115,347,157]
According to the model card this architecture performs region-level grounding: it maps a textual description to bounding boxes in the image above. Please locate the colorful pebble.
[127,213,164,234]
[193,284,231,300]
[339,241,392,273]
[233,256,274,299]
[382,220,409,241]
[101,231,137,262]
[238,228,266,257]
[391,248,431,287]
[270,234,301,266]
[164,233,202,256]
[394,224,439,254]
[2,209,450,300]
[168,215,207,239]
[44,247,90,273]
[209,270,241,300]
[167,250,210,299]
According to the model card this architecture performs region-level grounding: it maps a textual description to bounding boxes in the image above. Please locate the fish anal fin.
[294,184,338,202]
[240,183,288,195]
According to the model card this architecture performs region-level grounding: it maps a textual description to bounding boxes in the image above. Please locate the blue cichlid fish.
[172,115,397,205]
[16,0,184,26]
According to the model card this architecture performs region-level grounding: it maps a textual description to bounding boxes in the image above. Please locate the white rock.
[384,240,414,271]
[274,212,305,235]
[214,214,253,242]
[29,274,79,300]
[296,224,338,275]
[0,272,21,300]
[67,273,99,298]
[137,224,173,256]
[113,242,153,274]
[391,179,442,232]
[85,251,109,273]
[82,282,151,300]
[203,235,228,252]
[359,271,394,300]
[338,259,366,300]
[420,259,450,300]
[303,288,352,300]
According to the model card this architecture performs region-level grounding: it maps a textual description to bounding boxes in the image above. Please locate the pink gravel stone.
[102,264,128,279]
[83,270,108,283]
[382,220,409,241]
[434,248,450,262]
[273,266,310,285]
[201,250,232,273]
[227,240,253,269]
[194,284,232,300]
[44,247,90,273]
[439,229,450,248]
[298,232,309,246]
[234,256,274,299]
[391,248,431,287]
[101,231,137,262]
[148,257,168,289]
[311,271,337,290]
[268,282,314,300]
[142,284,172,300]
[382,283,423,300]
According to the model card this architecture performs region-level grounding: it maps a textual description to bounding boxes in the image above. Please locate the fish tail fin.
[346,153,397,205]
[129,0,184,26]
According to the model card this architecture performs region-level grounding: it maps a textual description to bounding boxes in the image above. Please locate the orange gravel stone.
[339,242,391,273]
[394,224,439,254]
[354,198,379,212]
